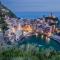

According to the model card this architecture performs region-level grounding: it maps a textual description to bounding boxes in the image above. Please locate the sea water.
[18,35,60,51]
[15,12,60,19]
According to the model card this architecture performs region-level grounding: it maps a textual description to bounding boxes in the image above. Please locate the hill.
[0,2,17,18]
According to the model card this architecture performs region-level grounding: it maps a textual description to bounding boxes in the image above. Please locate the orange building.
[22,25,33,32]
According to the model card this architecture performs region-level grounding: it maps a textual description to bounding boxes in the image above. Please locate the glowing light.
[22,25,33,32]
[41,35,44,39]
[12,27,16,33]
[35,33,38,37]
[46,37,50,44]
[17,24,22,30]
[48,32,52,37]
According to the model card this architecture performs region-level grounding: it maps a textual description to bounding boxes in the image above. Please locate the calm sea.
[15,12,60,19]
[18,35,60,51]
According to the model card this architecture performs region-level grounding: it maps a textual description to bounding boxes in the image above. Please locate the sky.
[0,0,60,13]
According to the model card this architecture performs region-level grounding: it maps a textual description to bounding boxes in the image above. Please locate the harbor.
[18,35,60,51]
[4,14,60,43]
[0,1,60,51]
[0,1,60,60]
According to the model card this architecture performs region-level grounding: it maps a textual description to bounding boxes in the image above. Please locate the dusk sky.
[0,0,60,13]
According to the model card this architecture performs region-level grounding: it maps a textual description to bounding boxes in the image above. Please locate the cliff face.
[0,2,17,31]
[0,2,17,18]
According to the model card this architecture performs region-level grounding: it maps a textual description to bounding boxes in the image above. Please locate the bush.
[0,44,60,60]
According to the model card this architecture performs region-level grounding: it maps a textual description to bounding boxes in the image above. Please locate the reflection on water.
[18,35,60,51]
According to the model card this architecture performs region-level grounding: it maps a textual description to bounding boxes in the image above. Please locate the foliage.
[0,44,60,60]
[0,17,8,32]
